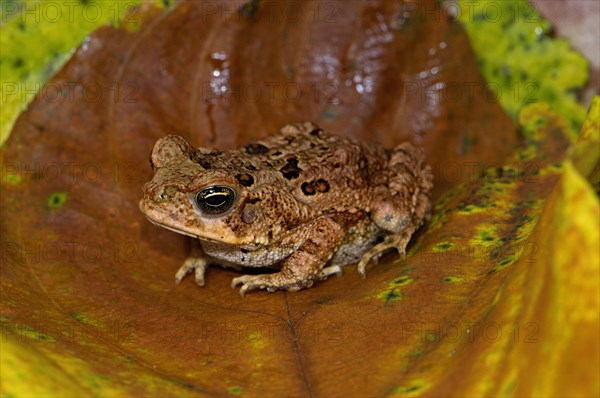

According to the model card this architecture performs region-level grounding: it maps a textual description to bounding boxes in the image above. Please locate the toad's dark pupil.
[195,186,235,214]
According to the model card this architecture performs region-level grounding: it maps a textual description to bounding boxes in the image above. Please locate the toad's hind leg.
[357,224,417,278]
[360,142,433,277]
[231,217,344,296]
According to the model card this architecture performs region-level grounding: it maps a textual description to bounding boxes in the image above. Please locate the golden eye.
[195,186,235,214]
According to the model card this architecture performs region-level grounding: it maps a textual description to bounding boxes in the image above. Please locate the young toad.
[139,122,433,296]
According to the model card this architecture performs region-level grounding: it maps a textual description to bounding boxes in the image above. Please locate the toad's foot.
[357,226,416,278]
[231,273,312,297]
[231,265,343,297]
[175,256,208,287]
[319,265,342,280]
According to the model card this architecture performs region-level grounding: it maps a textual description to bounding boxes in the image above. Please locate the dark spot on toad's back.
[245,143,269,155]
[301,182,316,195]
[236,173,254,187]
[316,178,330,193]
[310,128,322,136]
[280,157,302,180]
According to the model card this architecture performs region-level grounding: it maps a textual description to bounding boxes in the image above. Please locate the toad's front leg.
[174,241,208,286]
[231,217,345,296]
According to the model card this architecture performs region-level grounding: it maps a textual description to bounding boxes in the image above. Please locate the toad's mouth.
[140,205,261,248]
[144,216,203,240]
[144,216,245,246]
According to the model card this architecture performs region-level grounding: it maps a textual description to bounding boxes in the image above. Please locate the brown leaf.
[4,1,595,397]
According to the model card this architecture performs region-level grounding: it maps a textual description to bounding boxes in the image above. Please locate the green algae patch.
[459,0,588,135]
[47,192,68,209]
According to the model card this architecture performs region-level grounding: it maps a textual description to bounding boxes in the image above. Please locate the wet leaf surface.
[1,1,598,396]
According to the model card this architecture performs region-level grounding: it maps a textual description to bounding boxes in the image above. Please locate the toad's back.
[191,122,390,210]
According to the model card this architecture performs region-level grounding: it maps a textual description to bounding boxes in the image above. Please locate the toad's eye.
[195,186,235,214]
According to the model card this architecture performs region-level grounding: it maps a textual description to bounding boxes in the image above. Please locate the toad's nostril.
[154,186,178,203]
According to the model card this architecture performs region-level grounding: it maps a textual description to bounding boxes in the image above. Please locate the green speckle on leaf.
[409,347,424,357]
[47,192,68,209]
[322,108,337,120]
[392,276,413,286]
[425,332,438,342]
[442,276,466,283]
[489,254,517,274]
[456,203,489,215]
[433,242,453,252]
[72,312,87,323]
[378,271,418,302]
[284,64,294,78]
[379,289,403,303]
[389,382,426,395]
[70,312,100,327]
[9,324,56,343]
[498,255,516,267]
[228,386,243,395]
[460,133,476,155]
[315,295,333,304]
[470,225,500,246]
[4,172,22,185]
